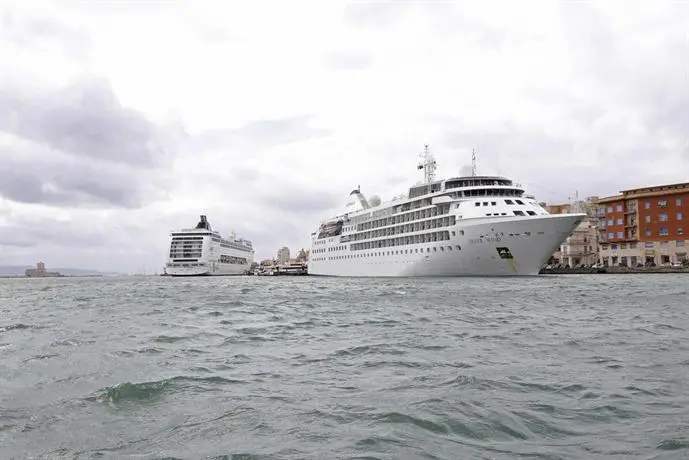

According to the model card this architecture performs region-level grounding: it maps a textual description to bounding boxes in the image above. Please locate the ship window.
[456,245,461,250]
[527,211,537,216]
[514,210,525,216]
[505,199,514,205]
[491,202,497,206]
[483,202,488,206]
[516,200,525,205]
[475,202,480,206]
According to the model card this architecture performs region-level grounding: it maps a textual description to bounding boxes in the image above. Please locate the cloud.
[0,76,175,167]
[1,1,91,60]
[193,115,330,152]
[1,0,688,272]
[0,75,184,208]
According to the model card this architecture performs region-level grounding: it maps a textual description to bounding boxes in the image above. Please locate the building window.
[645,229,651,236]
[659,213,668,222]
[678,212,683,221]
[611,244,618,250]
[658,199,668,208]
[678,240,686,247]
[677,198,683,206]
[661,241,669,247]
[616,231,623,238]
[608,232,614,239]
[616,204,623,212]
[645,201,650,209]
[679,228,684,235]
[616,217,622,225]
[607,206,613,213]
[660,228,669,236]
[645,242,654,248]
[607,219,613,226]
[645,215,651,223]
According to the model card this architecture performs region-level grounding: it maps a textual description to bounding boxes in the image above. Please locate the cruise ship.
[308,145,585,277]
[165,215,254,276]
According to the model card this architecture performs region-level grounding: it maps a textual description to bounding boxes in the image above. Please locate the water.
[1,274,688,459]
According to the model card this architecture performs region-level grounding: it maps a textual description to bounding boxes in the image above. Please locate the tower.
[417,144,437,184]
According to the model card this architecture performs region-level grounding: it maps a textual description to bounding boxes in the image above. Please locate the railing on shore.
[540,266,689,275]
[251,263,308,276]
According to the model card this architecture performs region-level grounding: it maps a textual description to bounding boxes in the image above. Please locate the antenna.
[417,144,437,184]
[471,148,477,176]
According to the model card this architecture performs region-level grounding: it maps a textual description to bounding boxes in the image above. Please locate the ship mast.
[471,148,477,176]
[417,144,437,184]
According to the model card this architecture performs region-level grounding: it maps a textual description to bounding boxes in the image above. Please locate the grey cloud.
[0,75,182,208]
[0,170,45,204]
[193,115,330,151]
[0,76,177,168]
[440,122,689,203]
[0,162,160,209]
[1,4,91,60]
[556,3,689,140]
[0,220,108,249]
[255,187,341,216]
[0,134,172,208]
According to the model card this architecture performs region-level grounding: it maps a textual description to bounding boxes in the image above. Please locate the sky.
[1,0,688,273]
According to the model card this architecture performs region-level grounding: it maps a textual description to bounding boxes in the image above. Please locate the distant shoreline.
[0,274,106,279]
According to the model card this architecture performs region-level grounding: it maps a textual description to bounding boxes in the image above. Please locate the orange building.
[596,182,688,266]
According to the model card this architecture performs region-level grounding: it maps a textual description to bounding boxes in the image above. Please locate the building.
[545,197,599,267]
[25,261,62,277]
[277,247,290,265]
[296,248,309,262]
[596,182,688,267]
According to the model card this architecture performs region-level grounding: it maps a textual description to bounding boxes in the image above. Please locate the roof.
[620,181,689,194]
[620,181,689,198]
[594,194,624,204]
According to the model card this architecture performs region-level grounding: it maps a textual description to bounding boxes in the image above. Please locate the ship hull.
[307,214,584,277]
[166,263,249,277]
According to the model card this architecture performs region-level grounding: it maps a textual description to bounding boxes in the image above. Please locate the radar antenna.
[471,148,477,177]
[417,144,437,184]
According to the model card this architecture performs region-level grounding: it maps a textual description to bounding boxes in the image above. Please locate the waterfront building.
[277,247,290,265]
[545,197,599,267]
[596,182,688,267]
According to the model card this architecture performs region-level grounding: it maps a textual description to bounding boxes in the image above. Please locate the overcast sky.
[1,0,688,273]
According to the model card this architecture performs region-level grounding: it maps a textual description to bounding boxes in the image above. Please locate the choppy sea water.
[1,274,688,460]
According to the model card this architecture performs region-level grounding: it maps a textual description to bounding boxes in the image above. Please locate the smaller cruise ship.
[165,215,254,276]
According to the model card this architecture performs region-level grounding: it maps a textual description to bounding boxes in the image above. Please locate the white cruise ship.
[165,215,254,276]
[308,145,585,277]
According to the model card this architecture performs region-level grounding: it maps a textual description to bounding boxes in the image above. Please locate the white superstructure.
[308,145,585,277]
[165,215,254,276]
